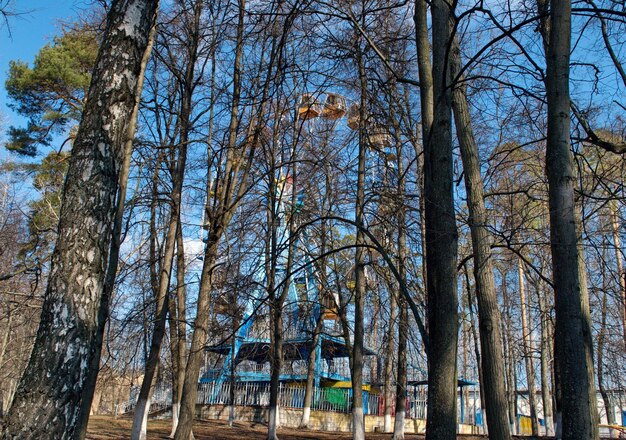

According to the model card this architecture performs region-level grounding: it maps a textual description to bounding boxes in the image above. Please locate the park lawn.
[86,415,535,440]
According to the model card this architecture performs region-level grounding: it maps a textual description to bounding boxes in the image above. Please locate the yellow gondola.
[347,104,360,130]
[322,93,347,120]
[297,93,321,120]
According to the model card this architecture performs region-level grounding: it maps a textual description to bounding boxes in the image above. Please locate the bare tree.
[543,0,599,438]
[420,0,459,439]
[131,2,204,437]
[449,32,512,440]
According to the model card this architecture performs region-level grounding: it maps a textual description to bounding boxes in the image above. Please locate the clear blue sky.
[1,0,85,158]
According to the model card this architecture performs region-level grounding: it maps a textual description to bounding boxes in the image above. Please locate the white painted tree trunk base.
[544,415,554,437]
[228,404,234,427]
[131,396,151,440]
[555,411,562,439]
[268,406,279,440]
[352,407,365,440]
[300,406,311,428]
[384,413,392,433]
[392,410,405,440]
[169,403,180,438]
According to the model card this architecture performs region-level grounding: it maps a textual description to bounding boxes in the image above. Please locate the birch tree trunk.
[544,1,599,438]
[1,1,158,438]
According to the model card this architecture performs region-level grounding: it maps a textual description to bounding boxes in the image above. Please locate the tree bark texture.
[131,0,201,437]
[1,1,158,438]
[300,315,324,428]
[450,36,512,440]
[78,18,156,438]
[383,283,397,433]
[545,1,599,438]
[424,1,459,440]
[170,224,187,437]
[392,146,407,440]
[174,2,248,436]
[517,260,538,436]
[609,201,626,349]
[350,40,367,440]
[537,284,554,436]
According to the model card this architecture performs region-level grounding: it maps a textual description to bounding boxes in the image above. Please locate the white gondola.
[369,124,392,150]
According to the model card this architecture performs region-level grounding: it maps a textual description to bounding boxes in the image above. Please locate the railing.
[196,382,382,415]
[115,384,172,415]
[116,381,474,425]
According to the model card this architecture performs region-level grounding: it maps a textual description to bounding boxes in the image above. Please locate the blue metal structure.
[201,176,375,388]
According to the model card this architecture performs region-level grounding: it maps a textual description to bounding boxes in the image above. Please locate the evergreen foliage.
[4,26,98,156]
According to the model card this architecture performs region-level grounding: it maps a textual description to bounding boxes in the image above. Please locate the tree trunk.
[170,223,187,437]
[414,0,433,143]
[537,283,555,436]
[348,34,369,440]
[424,1,459,440]
[131,0,201,431]
[301,314,324,428]
[1,1,158,438]
[609,201,626,349]
[544,1,599,438]
[392,281,408,440]
[501,270,518,435]
[174,239,220,440]
[384,284,397,433]
[174,0,271,436]
[131,197,179,440]
[463,267,486,433]
[517,259,539,436]
[450,35,512,440]
[414,0,431,300]
[597,288,616,437]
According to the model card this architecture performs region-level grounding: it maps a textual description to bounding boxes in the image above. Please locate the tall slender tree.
[449,33,512,440]
[543,0,599,438]
[421,0,459,439]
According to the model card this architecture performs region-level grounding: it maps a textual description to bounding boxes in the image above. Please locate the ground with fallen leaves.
[86,416,560,440]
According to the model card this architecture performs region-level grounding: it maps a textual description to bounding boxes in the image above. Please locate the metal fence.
[196,382,382,415]
[117,381,475,425]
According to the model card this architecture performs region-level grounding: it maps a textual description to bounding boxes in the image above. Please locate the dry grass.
[86,416,499,440]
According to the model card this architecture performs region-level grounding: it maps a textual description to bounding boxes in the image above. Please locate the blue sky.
[0,0,86,159]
